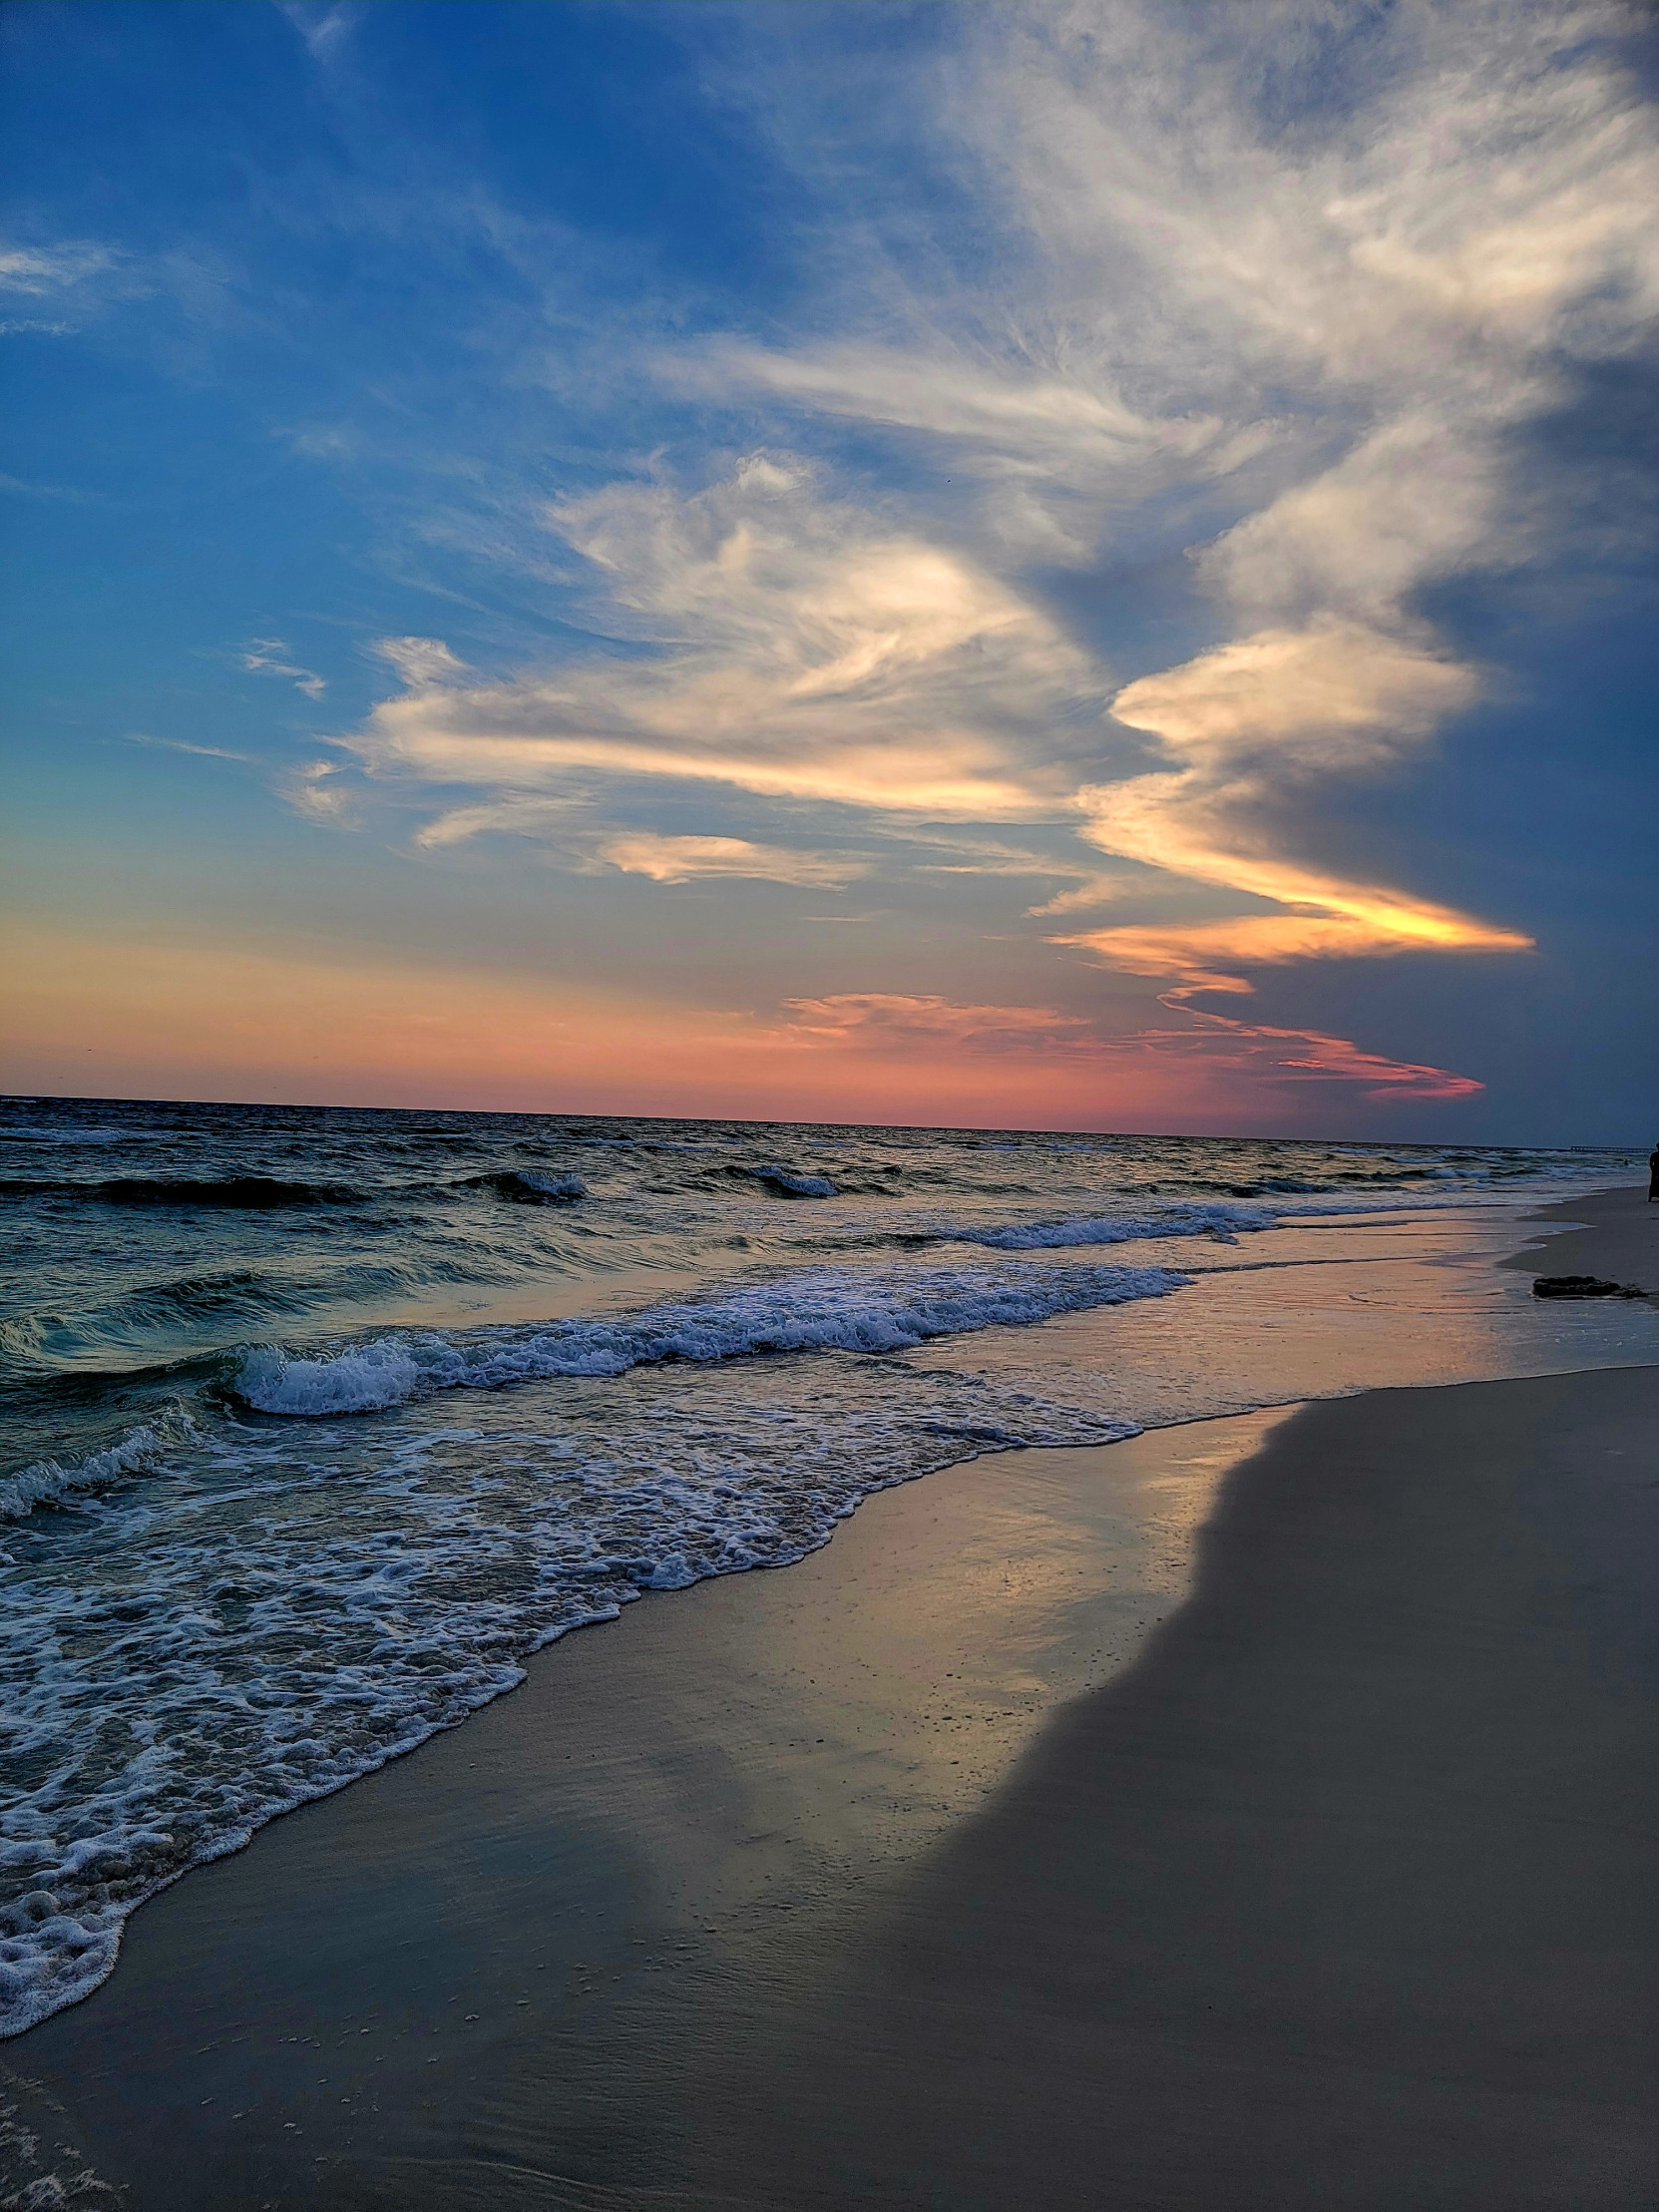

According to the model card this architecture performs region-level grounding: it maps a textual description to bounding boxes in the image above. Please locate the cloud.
[344,457,1104,821]
[280,423,360,462]
[298,0,1650,1114]
[409,801,869,891]
[373,636,470,688]
[0,470,100,502]
[126,733,252,763]
[897,829,1114,883]
[0,243,114,296]
[598,834,869,887]
[775,992,1478,1102]
[782,994,1095,1053]
[1105,622,1476,774]
[1024,874,1143,918]
[1066,620,1532,990]
[276,3,356,60]
[1113,1010,1485,1103]
[689,1,1649,997]
[285,759,354,822]
[410,796,580,851]
[1055,911,1528,1003]
[673,342,1264,558]
[241,639,327,699]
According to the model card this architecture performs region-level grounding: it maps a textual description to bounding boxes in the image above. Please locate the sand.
[1498,1181,1657,1296]
[2,1192,1655,2209]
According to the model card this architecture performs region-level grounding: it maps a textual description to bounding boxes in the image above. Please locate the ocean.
[1,1094,1649,2041]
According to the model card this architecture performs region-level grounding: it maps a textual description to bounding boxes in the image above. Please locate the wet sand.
[1498,1181,1657,1296]
[3,1194,1655,2208]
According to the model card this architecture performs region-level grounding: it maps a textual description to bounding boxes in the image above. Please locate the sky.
[1,0,1655,1140]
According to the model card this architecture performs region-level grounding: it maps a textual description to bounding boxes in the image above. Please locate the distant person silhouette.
[1650,1143,1659,1201]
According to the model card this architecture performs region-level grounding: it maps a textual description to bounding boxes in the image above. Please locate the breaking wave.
[233,1259,1190,1417]
[0,1421,189,1521]
[464,1169,588,1204]
[960,1200,1272,1249]
[749,1165,838,1197]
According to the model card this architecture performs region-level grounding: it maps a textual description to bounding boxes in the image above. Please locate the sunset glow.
[3,2,1653,1136]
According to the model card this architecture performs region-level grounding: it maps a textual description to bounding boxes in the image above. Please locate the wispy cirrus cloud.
[125,733,253,764]
[700,2,1651,996]
[275,2,357,62]
[0,242,116,296]
[343,456,1103,820]
[598,834,869,888]
[240,639,327,700]
[0,239,123,340]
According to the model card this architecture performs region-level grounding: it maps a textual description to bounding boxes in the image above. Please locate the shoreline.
[1496,1181,1655,1294]
[3,1187,1655,2207]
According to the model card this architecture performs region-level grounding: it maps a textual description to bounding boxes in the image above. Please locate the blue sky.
[2,0,1655,1138]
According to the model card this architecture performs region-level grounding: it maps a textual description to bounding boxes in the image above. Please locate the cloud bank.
[308,0,1654,1109]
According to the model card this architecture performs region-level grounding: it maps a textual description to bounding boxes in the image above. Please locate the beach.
[2,1185,1655,2208]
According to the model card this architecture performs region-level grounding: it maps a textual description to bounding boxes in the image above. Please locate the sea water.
[0,1096,1649,2037]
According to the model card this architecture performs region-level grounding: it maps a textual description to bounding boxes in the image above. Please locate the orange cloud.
[1056,907,1530,1002]
[1071,619,1533,996]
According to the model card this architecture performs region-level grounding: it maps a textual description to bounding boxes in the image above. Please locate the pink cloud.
[776,993,1478,1104]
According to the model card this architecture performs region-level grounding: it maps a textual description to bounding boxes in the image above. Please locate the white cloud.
[373,636,471,689]
[345,457,1105,821]
[126,733,252,763]
[0,243,114,295]
[285,759,354,822]
[241,639,327,700]
[277,3,356,60]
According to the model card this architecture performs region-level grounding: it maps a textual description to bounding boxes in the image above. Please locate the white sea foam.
[475,1168,588,1203]
[236,1338,425,1416]
[519,1170,587,1199]
[234,1259,1191,1416]
[1,1329,1160,2037]
[752,1165,838,1196]
[0,1424,180,1521]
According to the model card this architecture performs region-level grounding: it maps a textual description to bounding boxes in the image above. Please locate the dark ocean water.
[0,1095,1643,2037]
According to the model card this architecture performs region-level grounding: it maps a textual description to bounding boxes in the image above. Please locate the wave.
[749,1165,838,1197]
[1,1260,504,1376]
[233,1258,1190,1416]
[15,1175,373,1209]
[961,1200,1273,1250]
[462,1169,588,1204]
[0,1420,189,1521]
[1217,1178,1328,1197]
